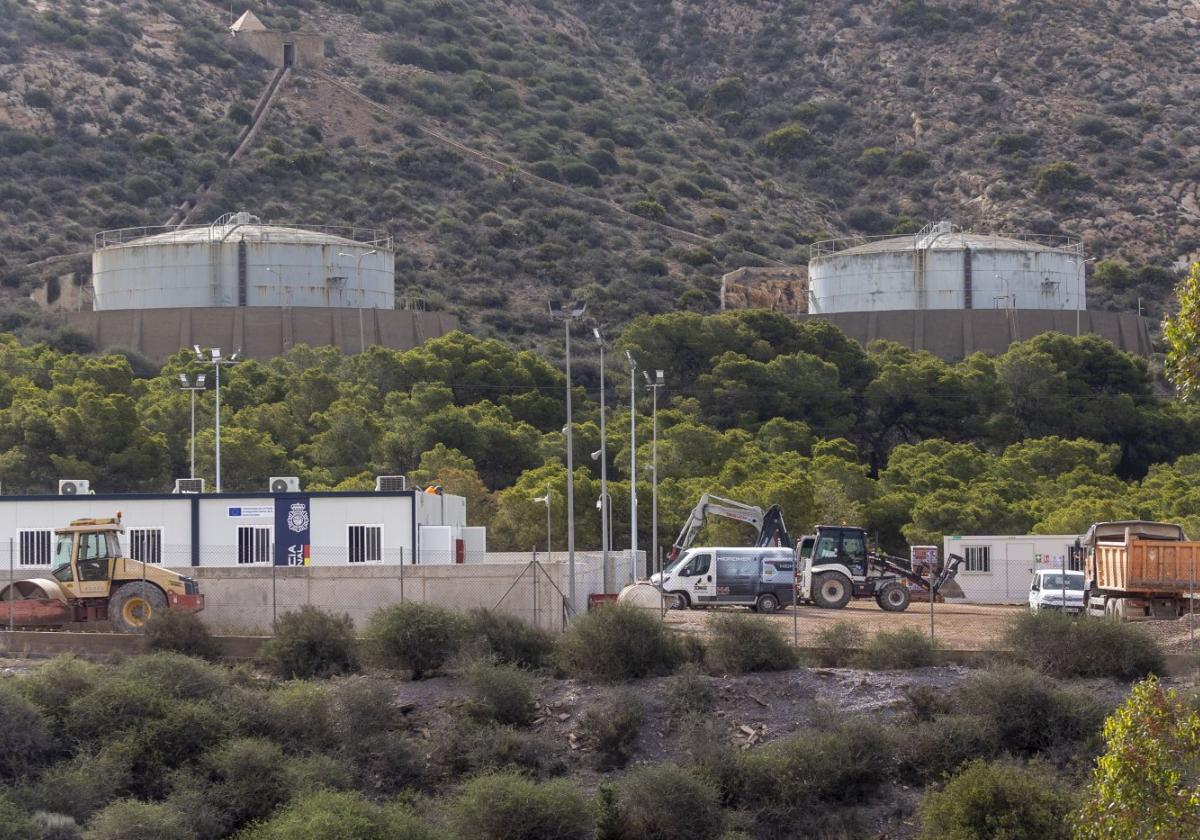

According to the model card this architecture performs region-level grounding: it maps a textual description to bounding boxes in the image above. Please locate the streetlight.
[644,369,664,581]
[593,327,610,591]
[534,485,552,563]
[548,301,586,609]
[625,349,637,581]
[194,346,240,493]
[338,249,378,352]
[177,372,207,480]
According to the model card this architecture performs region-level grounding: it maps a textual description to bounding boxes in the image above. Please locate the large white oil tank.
[808,222,1085,314]
[92,212,394,311]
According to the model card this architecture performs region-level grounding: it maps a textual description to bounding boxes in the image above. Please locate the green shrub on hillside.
[0,795,39,840]
[240,790,445,840]
[465,662,534,727]
[0,683,54,781]
[1035,161,1089,194]
[467,608,554,669]
[619,764,723,840]
[15,655,101,725]
[1002,610,1163,680]
[199,737,291,833]
[578,689,641,769]
[897,713,1001,782]
[762,123,815,158]
[142,610,220,661]
[918,760,1072,840]
[554,603,682,681]
[811,621,865,666]
[259,606,359,680]
[84,799,195,840]
[956,666,1106,756]
[705,613,797,674]
[449,773,593,840]
[726,722,894,834]
[853,627,936,670]
[365,602,465,679]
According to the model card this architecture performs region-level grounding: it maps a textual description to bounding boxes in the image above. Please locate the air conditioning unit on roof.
[375,475,407,492]
[59,479,91,496]
[270,476,301,493]
[174,478,205,494]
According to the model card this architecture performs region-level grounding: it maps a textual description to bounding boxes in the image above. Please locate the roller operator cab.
[653,547,795,612]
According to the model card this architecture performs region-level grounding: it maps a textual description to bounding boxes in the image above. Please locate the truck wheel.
[812,573,852,609]
[109,582,167,633]
[670,592,690,610]
[876,583,911,613]
[756,593,780,613]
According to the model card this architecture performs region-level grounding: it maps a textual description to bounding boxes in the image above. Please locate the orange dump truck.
[1082,521,1200,620]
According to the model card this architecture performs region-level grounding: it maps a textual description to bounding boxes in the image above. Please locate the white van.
[651,546,795,612]
[1029,569,1085,614]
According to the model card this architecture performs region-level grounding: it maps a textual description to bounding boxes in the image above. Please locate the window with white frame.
[237,527,271,565]
[348,525,383,564]
[964,545,991,573]
[18,529,52,566]
[128,528,163,564]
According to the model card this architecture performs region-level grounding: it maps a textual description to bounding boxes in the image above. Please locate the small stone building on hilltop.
[230,10,324,69]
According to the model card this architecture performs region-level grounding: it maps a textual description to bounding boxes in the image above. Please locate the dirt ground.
[663,601,1026,651]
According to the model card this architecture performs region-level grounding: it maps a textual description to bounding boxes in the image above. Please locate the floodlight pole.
[549,302,585,610]
[645,370,664,582]
[195,347,240,493]
[594,328,609,591]
[626,350,637,579]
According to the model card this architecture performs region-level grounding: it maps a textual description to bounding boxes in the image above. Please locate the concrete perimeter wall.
[65,307,459,361]
[797,309,1151,359]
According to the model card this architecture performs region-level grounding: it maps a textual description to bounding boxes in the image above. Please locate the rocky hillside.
[1,0,1197,340]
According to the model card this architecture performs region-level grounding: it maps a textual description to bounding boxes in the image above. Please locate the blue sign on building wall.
[274,496,311,566]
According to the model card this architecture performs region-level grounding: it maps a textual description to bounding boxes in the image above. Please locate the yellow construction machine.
[0,514,203,632]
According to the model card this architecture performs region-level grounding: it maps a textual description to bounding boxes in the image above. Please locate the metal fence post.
[8,538,13,641]
[141,547,146,635]
[399,546,405,604]
[1191,555,1195,676]
[929,584,935,646]
[271,559,277,633]
[532,555,538,631]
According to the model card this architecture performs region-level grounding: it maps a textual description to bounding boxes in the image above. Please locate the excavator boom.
[669,495,793,561]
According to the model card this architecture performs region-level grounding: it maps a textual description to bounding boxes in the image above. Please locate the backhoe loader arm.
[668,494,764,562]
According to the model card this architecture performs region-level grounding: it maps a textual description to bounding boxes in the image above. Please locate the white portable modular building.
[0,490,485,570]
[942,533,1079,604]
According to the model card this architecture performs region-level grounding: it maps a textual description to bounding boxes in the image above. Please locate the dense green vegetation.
[0,311,1197,554]
[0,604,1180,838]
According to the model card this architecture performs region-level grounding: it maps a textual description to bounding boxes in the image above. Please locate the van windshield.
[1042,573,1084,590]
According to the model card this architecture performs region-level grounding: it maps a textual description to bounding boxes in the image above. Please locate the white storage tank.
[92,212,394,311]
[808,222,1085,314]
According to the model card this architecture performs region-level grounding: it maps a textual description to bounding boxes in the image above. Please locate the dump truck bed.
[1094,536,1200,594]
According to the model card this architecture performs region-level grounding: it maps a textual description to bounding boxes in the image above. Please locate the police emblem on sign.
[287,502,309,533]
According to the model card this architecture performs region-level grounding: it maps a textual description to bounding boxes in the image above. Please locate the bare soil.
[663,601,1026,651]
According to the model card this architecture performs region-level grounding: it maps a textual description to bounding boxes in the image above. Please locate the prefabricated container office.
[0,491,485,569]
[942,533,1078,604]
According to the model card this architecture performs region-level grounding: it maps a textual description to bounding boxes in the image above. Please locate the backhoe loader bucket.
[0,579,71,627]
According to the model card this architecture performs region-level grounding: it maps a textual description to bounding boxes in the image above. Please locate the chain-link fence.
[0,542,645,639]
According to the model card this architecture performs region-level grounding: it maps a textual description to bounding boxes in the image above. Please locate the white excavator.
[666,494,792,563]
